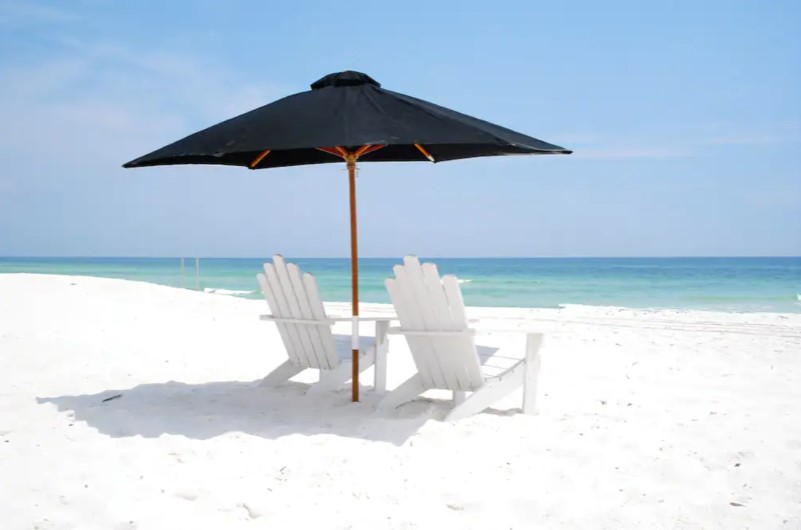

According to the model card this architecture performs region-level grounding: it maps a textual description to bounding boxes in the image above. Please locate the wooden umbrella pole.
[316,144,386,403]
[347,154,360,402]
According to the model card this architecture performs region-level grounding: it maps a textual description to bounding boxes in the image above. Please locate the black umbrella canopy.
[123,70,571,170]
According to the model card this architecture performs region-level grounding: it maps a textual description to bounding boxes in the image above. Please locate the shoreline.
[3,272,799,317]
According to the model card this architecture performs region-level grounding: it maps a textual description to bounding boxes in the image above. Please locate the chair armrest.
[388,326,475,337]
[473,326,543,335]
[328,315,398,322]
[261,314,397,325]
[259,315,333,326]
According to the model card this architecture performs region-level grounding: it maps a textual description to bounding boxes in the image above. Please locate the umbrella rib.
[250,144,389,169]
[316,146,345,159]
[316,145,387,160]
[357,144,386,157]
[353,144,373,158]
[249,149,271,168]
[415,144,435,162]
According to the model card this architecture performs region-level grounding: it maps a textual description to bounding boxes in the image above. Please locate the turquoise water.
[1,257,799,313]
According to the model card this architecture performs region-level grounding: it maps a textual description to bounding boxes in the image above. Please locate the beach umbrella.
[123,70,571,402]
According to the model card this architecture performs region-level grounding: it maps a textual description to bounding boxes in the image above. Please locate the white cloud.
[701,131,801,146]
[688,120,801,146]
[557,119,800,160]
[0,1,81,25]
[0,38,290,184]
[572,147,690,159]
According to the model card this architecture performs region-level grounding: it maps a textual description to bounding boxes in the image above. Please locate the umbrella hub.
[310,71,380,90]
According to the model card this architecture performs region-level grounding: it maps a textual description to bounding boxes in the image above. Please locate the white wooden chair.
[377,256,543,421]
[257,255,389,393]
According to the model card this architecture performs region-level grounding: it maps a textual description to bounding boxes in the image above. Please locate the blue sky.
[0,0,798,257]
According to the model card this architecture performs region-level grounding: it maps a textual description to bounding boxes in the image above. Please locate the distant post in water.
[180,257,186,288]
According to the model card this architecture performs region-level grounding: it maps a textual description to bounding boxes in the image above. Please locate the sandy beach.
[1,273,800,529]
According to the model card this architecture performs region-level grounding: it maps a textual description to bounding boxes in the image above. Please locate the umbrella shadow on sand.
[37,380,433,446]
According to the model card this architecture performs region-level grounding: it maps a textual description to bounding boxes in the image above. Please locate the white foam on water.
[203,288,254,296]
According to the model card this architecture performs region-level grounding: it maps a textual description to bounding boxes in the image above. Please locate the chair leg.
[314,369,347,393]
[522,333,543,414]
[446,366,525,421]
[453,391,467,405]
[376,374,426,413]
[260,360,304,387]
[374,321,389,394]
[309,347,377,394]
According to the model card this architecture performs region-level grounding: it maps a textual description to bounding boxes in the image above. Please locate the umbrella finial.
[311,71,380,90]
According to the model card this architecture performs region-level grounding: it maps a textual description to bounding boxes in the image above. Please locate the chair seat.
[332,334,376,362]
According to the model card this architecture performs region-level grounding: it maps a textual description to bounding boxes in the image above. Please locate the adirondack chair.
[378,256,543,421]
[257,255,390,393]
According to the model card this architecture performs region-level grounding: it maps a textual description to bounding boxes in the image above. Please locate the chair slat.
[387,277,438,389]
[402,256,439,330]
[273,255,316,367]
[303,273,337,368]
[442,275,468,327]
[441,275,482,386]
[287,263,327,369]
[264,260,309,367]
[257,273,295,362]
[405,258,460,388]
[422,263,457,330]
[421,262,465,389]
[392,263,448,387]
[391,261,442,387]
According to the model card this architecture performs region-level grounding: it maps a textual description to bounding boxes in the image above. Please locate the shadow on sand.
[37,380,433,446]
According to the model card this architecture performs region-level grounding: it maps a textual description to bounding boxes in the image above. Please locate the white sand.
[1,273,800,529]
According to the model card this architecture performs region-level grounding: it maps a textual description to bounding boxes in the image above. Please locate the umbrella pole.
[347,155,360,402]
[318,144,385,403]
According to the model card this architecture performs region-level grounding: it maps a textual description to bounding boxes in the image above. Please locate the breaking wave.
[204,288,255,296]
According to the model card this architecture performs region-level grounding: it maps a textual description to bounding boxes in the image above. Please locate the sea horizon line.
[2,255,799,260]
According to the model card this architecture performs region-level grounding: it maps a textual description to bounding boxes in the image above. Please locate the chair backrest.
[385,255,484,391]
[257,255,338,369]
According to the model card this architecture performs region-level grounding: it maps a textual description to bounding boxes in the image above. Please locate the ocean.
[1,257,799,313]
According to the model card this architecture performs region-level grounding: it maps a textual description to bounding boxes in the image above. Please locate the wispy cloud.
[556,120,800,159]
[0,36,290,185]
[572,147,691,159]
[0,1,81,25]
[743,185,801,209]
[700,125,801,146]
[687,120,801,147]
